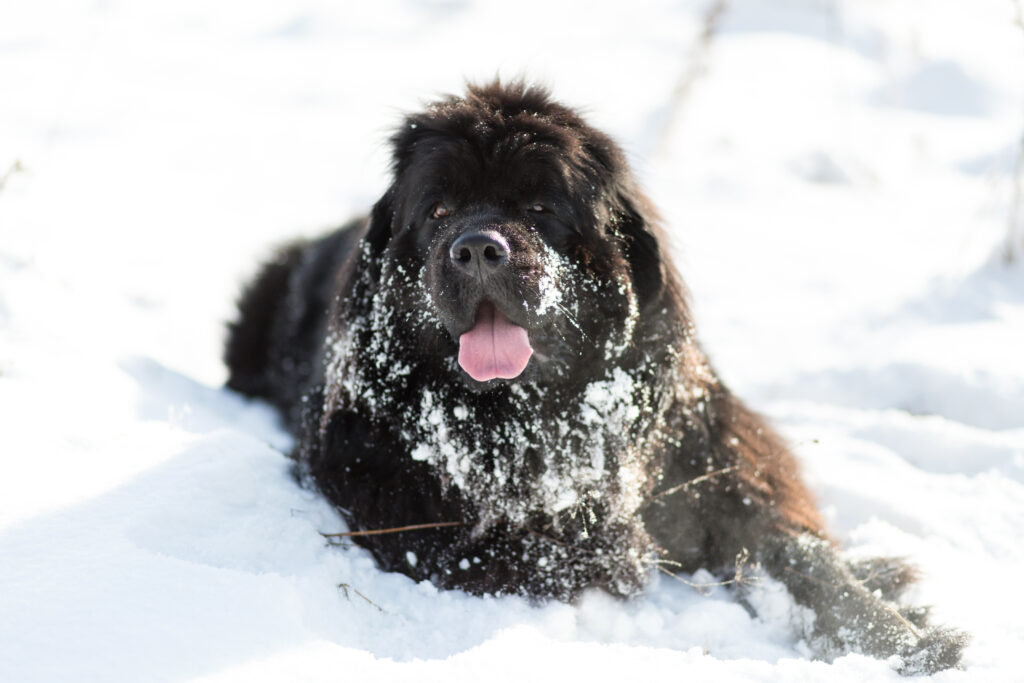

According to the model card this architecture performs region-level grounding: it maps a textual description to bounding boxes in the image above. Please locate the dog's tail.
[225,241,308,402]
[224,220,363,429]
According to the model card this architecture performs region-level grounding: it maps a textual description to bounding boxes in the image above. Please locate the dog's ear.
[613,188,666,310]
[582,134,667,310]
[362,186,397,256]
[362,112,431,256]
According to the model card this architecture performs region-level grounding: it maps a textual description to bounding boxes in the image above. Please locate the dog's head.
[359,81,669,389]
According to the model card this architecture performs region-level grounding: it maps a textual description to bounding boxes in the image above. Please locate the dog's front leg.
[757,532,967,675]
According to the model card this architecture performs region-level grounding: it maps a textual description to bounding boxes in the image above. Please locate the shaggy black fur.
[225,81,966,674]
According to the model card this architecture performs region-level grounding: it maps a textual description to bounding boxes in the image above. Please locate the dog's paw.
[895,627,969,676]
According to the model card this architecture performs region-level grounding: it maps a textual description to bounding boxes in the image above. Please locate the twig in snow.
[321,520,466,542]
[338,583,385,612]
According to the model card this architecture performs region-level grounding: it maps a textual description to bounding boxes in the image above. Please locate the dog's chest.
[397,368,658,528]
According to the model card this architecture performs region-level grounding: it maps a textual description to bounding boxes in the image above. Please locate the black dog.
[225,81,965,674]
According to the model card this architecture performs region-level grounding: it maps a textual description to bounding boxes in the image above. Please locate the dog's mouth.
[457,300,534,382]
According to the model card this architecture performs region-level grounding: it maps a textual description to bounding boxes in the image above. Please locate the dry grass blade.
[338,583,385,612]
[321,520,466,539]
[645,465,739,505]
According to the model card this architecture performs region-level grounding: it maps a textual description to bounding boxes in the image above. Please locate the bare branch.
[655,0,729,157]
[1003,0,1024,263]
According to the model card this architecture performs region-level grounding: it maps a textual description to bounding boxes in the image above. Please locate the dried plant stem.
[1005,129,1024,264]
[0,159,25,195]
[321,520,466,539]
[645,465,739,505]
[654,548,758,595]
[338,583,384,612]
[655,0,729,157]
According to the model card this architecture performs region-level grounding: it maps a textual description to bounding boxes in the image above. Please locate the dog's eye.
[431,203,451,220]
[528,203,547,213]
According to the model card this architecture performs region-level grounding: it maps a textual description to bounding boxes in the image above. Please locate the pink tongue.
[458,302,533,382]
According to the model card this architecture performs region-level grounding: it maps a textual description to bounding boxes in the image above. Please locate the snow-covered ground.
[2,1,1023,680]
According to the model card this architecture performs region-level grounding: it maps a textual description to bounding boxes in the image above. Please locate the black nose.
[449,230,510,273]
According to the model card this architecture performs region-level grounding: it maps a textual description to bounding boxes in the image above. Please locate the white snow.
[2,0,1023,681]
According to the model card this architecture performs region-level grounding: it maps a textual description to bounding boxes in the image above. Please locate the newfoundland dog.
[225,81,965,674]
